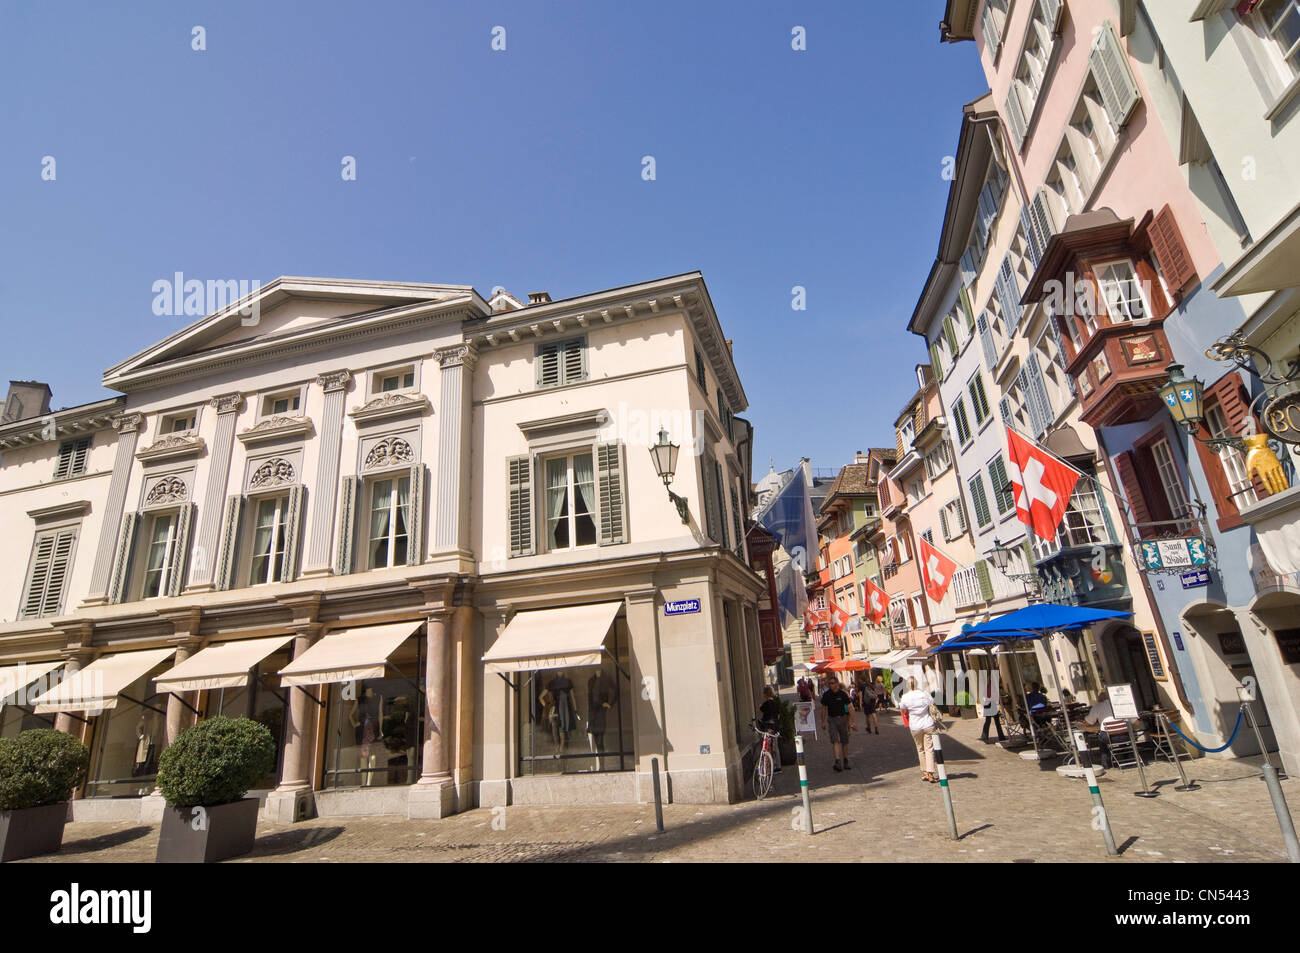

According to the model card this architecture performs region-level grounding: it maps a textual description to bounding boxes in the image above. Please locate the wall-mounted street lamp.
[985,537,1044,602]
[1158,363,1205,435]
[649,427,691,524]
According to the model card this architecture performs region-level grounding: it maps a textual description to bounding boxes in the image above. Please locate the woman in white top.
[898,677,939,783]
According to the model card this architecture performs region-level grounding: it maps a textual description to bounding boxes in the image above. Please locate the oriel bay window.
[507,442,628,557]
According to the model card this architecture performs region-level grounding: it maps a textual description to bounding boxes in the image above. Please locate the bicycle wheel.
[753,749,774,800]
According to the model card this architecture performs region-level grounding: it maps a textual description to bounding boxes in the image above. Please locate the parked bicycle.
[750,718,780,800]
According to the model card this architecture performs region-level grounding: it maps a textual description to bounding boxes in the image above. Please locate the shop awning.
[31,648,177,714]
[868,648,922,668]
[277,621,422,687]
[482,602,621,674]
[0,660,64,707]
[155,635,295,693]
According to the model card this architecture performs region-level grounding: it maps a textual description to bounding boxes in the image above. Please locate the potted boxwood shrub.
[0,728,89,862]
[777,699,797,765]
[155,716,275,864]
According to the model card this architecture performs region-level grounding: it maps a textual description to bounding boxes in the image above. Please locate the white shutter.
[1004,88,1028,151]
[1039,0,1064,33]
[940,507,951,542]
[405,464,424,566]
[165,502,196,597]
[977,313,998,371]
[216,495,246,590]
[334,477,359,573]
[281,484,307,580]
[997,255,1023,332]
[1047,317,1078,396]
[981,3,1001,54]
[507,456,535,557]
[1029,188,1057,255]
[595,442,627,546]
[999,395,1014,426]
[108,511,140,604]
[1090,20,1141,131]
[1025,353,1055,437]
[21,534,57,618]
[960,250,978,287]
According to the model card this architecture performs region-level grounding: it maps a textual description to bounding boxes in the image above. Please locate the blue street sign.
[664,598,700,616]
[1180,569,1210,589]
[1173,631,1185,651]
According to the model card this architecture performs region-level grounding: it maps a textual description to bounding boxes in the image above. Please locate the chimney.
[854,450,870,464]
[528,291,552,305]
[2,381,52,424]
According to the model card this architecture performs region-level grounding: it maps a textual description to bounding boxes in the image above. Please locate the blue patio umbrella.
[963,604,1133,760]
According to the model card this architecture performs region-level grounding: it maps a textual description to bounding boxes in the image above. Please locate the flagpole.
[1003,421,1129,513]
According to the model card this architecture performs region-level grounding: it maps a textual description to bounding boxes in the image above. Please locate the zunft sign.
[1138,536,1208,573]
[664,598,700,616]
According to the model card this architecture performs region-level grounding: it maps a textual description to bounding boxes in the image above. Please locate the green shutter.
[960,284,975,332]
[943,316,959,356]
[969,476,992,528]
[108,511,140,604]
[333,478,358,575]
[930,341,945,379]
[165,502,197,597]
[595,442,627,545]
[406,464,425,566]
[507,456,535,557]
[976,560,994,601]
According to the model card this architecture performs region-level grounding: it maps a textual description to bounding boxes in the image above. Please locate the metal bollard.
[1127,721,1158,798]
[650,756,664,832]
[1076,731,1118,856]
[1159,712,1200,792]
[931,731,959,840]
[794,735,813,835]
[1261,762,1300,864]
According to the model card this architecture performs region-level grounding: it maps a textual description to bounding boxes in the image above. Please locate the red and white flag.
[830,603,850,637]
[1004,427,1082,541]
[862,578,890,625]
[918,537,958,603]
[803,606,827,633]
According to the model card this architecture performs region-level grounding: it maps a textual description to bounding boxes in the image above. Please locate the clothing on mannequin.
[349,686,381,785]
[586,670,615,769]
[131,711,157,777]
[545,671,579,754]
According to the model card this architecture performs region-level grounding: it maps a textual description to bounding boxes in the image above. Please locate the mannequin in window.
[545,670,579,755]
[132,711,157,777]
[382,695,412,784]
[348,686,381,786]
[586,670,615,769]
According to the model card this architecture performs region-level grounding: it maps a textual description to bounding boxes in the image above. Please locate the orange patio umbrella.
[822,658,872,672]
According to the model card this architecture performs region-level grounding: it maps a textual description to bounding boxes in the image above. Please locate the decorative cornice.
[137,433,206,463]
[249,457,297,489]
[363,436,415,471]
[516,409,609,439]
[145,475,189,506]
[27,500,91,522]
[348,392,431,425]
[436,343,478,370]
[315,369,352,392]
[209,393,246,415]
[111,412,146,434]
[237,415,314,446]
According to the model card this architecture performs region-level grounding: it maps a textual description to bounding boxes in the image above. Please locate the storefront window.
[205,647,291,790]
[517,620,633,775]
[0,704,52,739]
[85,666,169,798]
[322,638,424,788]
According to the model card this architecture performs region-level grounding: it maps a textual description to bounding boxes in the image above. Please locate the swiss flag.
[1005,427,1081,541]
[830,603,850,637]
[863,578,890,625]
[918,537,958,603]
[803,606,828,633]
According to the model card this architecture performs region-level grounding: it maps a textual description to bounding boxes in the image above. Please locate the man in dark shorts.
[820,675,853,771]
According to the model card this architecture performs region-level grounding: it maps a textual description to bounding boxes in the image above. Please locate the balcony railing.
[1034,542,1129,608]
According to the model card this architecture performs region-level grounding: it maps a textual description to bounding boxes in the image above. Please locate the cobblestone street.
[21,706,1298,863]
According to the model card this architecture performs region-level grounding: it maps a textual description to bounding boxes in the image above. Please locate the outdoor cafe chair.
[1099,717,1140,769]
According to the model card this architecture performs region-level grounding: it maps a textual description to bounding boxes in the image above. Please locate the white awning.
[155,635,295,693]
[31,648,177,715]
[869,648,922,668]
[278,621,422,688]
[0,661,64,707]
[482,602,621,674]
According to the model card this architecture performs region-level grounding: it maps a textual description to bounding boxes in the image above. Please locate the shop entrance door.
[1113,627,1160,713]
[1216,626,1279,756]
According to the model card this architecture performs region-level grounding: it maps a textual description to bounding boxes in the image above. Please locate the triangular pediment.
[103,276,486,391]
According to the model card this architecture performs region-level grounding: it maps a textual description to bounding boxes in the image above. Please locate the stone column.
[52,650,92,739]
[625,588,668,803]
[477,606,511,808]
[163,636,202,746]
[84,412,144,604]
[409,609,455,818]
[433,344,476,554]
[265,624,322,823]
[304,370,352,575]
[188,393,244,590]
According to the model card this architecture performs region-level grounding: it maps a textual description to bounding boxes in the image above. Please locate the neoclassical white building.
[0,272,765,821]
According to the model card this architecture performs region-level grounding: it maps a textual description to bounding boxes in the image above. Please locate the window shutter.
[1020,208,1042,272]
[1046,316,1077,397]
[977,183,1000,241]
[714,459,730,550]
[999,395,1013,426]
[960,249,978,287]
[990,456,1014,515]
[930,340,946,379]
[21,534,57,619]
[940,507,951,542]
[1148,205,1197,293]
[215,495,246,590]
[595,442,628,546]
[953,399,971,445]
[332,478,358,573]
[165,502,196,597]
[977,313,998,371]
[996,254,1023,332]
[1004,88,1028,151]
[1114,451,1154,533]
[976,560,994,601]
[1039,0,1064,32]
[536,343,560,387]
[730,476,745,557]
[1090,20,1141,131]
[406,464,424,566]
[108,511,140,605]
[1198,372,1260,528]
[281,484,306,581]
[943,315,959,356]
[1024,353,1055,437]
[562,339,586,384]
[981,3,1001,54]
[970,374,990,422]
[959,285,975,332]
[702,449,721,544]
[54,438,91,480]
[507,456,535,557]
[969,475,992,527]
[956,495,969,532]
[1029,188,1057,256]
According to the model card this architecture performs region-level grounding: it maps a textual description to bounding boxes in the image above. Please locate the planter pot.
[778,739,797,764]
[156,798,260,864]
[0,802,69,862]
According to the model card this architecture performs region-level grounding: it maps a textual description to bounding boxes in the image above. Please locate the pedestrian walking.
[758,686,783,772]
[819,675,854,772]
[858,675,880,734]
[873,675,888,711]
[899,677,943,784]
[979,681,1006,744]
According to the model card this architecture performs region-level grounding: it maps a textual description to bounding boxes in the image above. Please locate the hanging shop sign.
[1261,389,1300,446]
[1137,536,1208,573]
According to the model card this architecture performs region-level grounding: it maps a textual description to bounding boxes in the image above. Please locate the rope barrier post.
[794,735,813,836]
[1075,730,1118,856]
[1261,761,1300,864]
[1160,712,1200,792]
[932,730,959,840]
[1241,701,1278,775]
[1127,721,1157,799]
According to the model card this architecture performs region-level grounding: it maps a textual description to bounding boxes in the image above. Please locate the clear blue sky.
[0,1,985,475]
